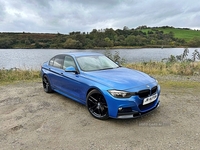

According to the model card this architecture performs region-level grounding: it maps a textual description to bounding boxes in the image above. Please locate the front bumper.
[117,100,160,119]
[105,84,161,119]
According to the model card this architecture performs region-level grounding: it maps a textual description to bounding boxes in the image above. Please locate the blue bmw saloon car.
[41,52,160,120]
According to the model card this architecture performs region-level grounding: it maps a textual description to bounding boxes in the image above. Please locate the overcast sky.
[1,0,200,34]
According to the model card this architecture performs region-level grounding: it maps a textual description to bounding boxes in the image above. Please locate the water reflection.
[0,48,197,70]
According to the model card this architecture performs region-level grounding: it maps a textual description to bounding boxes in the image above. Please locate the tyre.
[87,89,109,120]
[42,75,53,93]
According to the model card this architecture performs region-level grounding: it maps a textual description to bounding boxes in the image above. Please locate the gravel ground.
[0,76,200,150]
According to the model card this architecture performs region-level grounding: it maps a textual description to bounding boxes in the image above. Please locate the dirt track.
[0,77,200,150]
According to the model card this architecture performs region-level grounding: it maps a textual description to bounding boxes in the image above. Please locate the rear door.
[47,55,65,90]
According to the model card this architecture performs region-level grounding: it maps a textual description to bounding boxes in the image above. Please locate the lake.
[0,48,198,70]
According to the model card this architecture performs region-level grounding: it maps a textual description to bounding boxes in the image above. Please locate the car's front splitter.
[116,100,160,119]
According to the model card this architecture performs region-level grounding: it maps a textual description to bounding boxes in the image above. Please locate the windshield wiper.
[99,67,117,70]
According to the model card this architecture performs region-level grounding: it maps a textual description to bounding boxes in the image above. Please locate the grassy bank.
[126,61,200,89]
[125,61,200,76]
[1,61,200,86]
[0,69,41,85]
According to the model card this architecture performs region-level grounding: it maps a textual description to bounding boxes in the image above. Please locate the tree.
[125,35,136,46]
[123,26,129,31]
[104,37,114,47]
[63,38,82,49]
[188,37,200,47]
[104,28,117,41]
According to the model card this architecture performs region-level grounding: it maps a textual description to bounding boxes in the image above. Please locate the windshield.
[76,55,119,71]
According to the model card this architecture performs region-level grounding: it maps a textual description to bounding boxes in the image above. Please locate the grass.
[1,61,200,88]
[141,27,200,42]
[125,61,200,89]
[159,28,200,42]
[125,61,200,76]
[0,69,41,85]
[159,80,200,89]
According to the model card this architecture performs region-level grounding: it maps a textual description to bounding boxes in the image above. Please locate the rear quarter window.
[49,55,64,69]
[49,58,54,66]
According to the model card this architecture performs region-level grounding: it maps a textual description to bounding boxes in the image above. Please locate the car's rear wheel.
[87,89,109,120]
[42,75,53,93]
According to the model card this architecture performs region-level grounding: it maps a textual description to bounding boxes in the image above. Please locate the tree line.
[0,26,200,49]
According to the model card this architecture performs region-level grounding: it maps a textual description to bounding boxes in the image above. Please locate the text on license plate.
[143,94,158,105]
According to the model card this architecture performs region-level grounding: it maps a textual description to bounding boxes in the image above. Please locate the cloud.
[1,0,200,33]
[0,1,6,21]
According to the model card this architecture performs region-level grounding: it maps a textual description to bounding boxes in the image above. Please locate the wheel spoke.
[90,104,97,109]
[89,96,98,102]
[46,83,49,89]
[98,108,102,116]
[43,78,47,84]
[42,76,53,93]
[88,96,98,105]
[43,79,49,89]
[101,102,107,108]
[90,106,98,114]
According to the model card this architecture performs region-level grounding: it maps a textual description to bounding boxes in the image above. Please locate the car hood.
[83,67,156,90]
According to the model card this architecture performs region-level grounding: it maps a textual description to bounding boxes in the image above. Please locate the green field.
[141,27,200,42]
[159,28,200,42]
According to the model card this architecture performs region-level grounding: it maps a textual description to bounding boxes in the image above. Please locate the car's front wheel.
[87,89,109,120]
[42,75,53,93]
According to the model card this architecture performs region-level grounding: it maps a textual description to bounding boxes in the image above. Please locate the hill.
[140,26,200,42]
[0,26,200,49]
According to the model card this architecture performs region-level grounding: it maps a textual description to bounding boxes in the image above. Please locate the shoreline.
[1,45,200,49]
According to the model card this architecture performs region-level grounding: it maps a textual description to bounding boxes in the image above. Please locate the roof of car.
[64,52,104,57]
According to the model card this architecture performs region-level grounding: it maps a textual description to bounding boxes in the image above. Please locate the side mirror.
[115,62,122,67]
[65,66,78,73]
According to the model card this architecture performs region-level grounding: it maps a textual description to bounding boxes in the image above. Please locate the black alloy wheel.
[42,75,53,93]
[87,89,109,120]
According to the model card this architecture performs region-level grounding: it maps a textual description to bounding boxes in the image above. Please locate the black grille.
[137,86,158,98]
[137,89,150,98]
[151,86,157,95]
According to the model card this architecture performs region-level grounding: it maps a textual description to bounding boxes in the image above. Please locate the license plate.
[143,94,157,105]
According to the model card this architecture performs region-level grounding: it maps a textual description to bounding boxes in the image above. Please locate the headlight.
[108,90,135,98]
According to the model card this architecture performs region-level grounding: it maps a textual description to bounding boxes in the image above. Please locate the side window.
[49,57,54,66]
[50,55,64,69]
[63,55,76,69]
